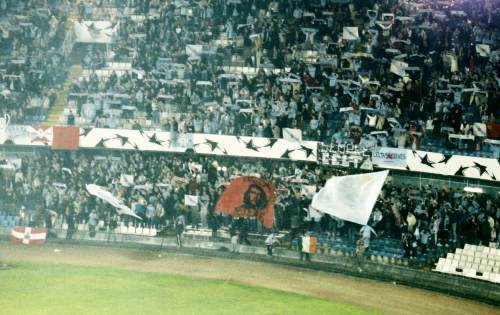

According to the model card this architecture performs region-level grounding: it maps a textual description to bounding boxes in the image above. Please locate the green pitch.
[0,263,377,315]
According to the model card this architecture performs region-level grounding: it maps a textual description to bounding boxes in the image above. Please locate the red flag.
[52,126,80,150]
[215,176,275,228]
[486,123,500,140]
[10,227,47,245]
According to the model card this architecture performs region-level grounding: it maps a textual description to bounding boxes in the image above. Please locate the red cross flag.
[10,227,47,245]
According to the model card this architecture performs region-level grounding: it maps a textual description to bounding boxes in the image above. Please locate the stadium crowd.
[64,0,500,156]
[0,0,69,124]
[0,150,498,258]
[0,0,499,262]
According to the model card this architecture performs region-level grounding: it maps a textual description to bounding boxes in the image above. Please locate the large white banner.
[406,150,500,181]
[74,21,119,44]
[311,171,389,225]
[372,147,407,169]
[0,125,53,146]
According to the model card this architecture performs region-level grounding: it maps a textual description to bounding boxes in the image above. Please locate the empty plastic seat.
[464,268,477,278]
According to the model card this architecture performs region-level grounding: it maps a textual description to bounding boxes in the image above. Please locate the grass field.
[0,263,375,315]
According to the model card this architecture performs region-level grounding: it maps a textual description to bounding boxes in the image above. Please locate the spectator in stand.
[55,0,499,158]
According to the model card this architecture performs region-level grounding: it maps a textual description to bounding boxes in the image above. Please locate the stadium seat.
[435,258,446,272]
[464,268,476,278]
[142,228,150,236]
[149,228,157,236]
[135,227,143,235]
[494,274,500,284]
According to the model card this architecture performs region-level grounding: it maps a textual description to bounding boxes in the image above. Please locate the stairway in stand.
[45,64,82,126]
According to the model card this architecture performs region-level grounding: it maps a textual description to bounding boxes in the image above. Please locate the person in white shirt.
[265,232,279,256]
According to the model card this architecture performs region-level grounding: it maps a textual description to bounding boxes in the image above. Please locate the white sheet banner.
[184,195,199,206]
[311,171,389,225]
[372,147,407,169]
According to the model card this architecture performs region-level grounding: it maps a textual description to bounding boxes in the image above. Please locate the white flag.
[86,184,141,219]
[343,27,359,40]
[311,171,389,225]
[390,60,408,77]
[283,128,302,142]
[184,195,199,206]
[120,174,134,187]
[301,185,317,198]
[475,44,490,57]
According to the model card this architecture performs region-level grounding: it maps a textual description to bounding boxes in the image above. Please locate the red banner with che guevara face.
[215,176,275,228]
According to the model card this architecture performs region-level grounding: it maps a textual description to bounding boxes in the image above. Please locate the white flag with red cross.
[10,227,47,245]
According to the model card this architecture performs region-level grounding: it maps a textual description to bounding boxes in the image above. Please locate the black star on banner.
[113,134,132,147]
[220,147,228,155]
[132,122,145,137]
[243,139,260,152]
[80,128,92,137]
[95,138,110,148]
[473,162,489,177]
[406,165,411,171]
[132,143,140,151]
[454,166,469,177]
[298,145,315,158]
[195,139,223,153]
[420,154,436,168]
[259,138,279,148]
[148,133,165,146]
[280,149,296,159]
[491,173,497,181]
[438,154,453,164]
